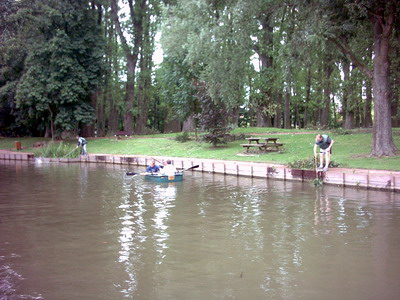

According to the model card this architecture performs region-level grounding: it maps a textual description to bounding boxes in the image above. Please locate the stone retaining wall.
[1,151,399,192]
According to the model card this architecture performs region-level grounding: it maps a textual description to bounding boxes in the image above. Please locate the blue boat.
[144,172,184,183]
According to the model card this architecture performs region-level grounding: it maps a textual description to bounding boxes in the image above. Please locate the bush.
[288,157,316,169]
[224,133,245,142]
[288,157,340,170]
[175,132,191,143]
[33,141,78,158]
[196,85,231,147]
[201,128,230,147]
[333,128,350,135]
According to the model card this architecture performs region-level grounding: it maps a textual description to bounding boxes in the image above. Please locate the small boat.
[144,172,184,183]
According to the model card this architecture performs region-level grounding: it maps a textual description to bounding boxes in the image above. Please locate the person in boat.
[76,135,88,155]
[313,134,334,172]
[160,159,177,176]
[146,160,161,173]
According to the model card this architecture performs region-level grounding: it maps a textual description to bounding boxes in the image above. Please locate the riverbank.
[1,150,399,192]
[1,129,400,170]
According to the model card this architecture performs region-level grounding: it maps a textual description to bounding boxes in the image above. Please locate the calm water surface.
[1,160,400,300]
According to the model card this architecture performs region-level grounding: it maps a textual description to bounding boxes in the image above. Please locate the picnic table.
[241,137,284,152]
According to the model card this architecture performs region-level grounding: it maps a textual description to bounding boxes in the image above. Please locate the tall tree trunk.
[314,68,323,126]
[164,119,181,133]
[342,60,349,127]
[256,110,269,127]
[332,91,338,125]
[108,102,119,134]
[274,93,282,128]
[135,7,152,135]
[321,63,333,128]
[254,12,273,127]
[391,98,399,127]
[355,89,362,127]
[124,55,136,132]
[44,125,51,138]
[364,80,373,127]
[371,0,396,156]
[303,66,312,128]
[284,90,291,129]
[135,73,150,134]
[92,1,105,137]
[48,105,55,140]
[107,30,121,135]
[182,114,196,132]
[345,63,358,129]
[101,7,118,136]
[227,107,240,127]
[110,0,146,133]
[96,97,105,137]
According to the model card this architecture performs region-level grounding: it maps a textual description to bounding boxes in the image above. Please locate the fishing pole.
[63,147,77,158]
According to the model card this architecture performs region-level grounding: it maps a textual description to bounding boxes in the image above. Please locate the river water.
[1,160,400,300]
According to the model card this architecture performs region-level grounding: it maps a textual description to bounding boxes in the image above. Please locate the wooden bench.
[264,142,284,151]
[241,137,284,152]
[240,143,266,152]
[114,131,133,139]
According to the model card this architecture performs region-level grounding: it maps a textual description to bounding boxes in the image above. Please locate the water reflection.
[116,177,144,295]
[152,183,176,260]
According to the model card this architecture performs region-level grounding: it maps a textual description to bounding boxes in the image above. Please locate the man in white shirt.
[161,159,177,176]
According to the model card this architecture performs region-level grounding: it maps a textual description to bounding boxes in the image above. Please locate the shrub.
[175,132,191,143]
[288,157,340,169]
[288,157,316,169]
[333,128,350,135]
[196,84,231,147]
[34,142,78,158]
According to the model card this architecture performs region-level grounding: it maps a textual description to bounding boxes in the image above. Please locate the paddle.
[151,157,163,164]
[126,164,199,176]
[126,171,150,176]
[178,164,199,171]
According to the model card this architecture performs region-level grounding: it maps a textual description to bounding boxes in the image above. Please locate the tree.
[135,1,160,134]
[153,56,198,131]
[196,82,231,147]
[161,0,252,120]
[11,0,105,138]
[369,0,397,156]
[0,0,28,135]
[110,0,147,133]
[312,0,397,156]
[97,3,126,136]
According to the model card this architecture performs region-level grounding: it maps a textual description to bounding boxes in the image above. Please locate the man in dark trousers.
[313,134,334,171]
[76,135,88,155]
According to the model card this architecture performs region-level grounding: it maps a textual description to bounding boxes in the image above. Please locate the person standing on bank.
[313,134,334,172]
[76,135,88,155]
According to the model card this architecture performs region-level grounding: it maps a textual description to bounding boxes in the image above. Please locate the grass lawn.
[1,128,399,171]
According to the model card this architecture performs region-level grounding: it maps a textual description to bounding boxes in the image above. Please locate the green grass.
[1,129,400,171]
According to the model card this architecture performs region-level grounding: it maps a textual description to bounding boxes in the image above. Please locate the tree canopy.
[1,0,105,138]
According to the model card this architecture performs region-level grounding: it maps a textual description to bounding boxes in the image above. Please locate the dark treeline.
[0,0,398,156]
